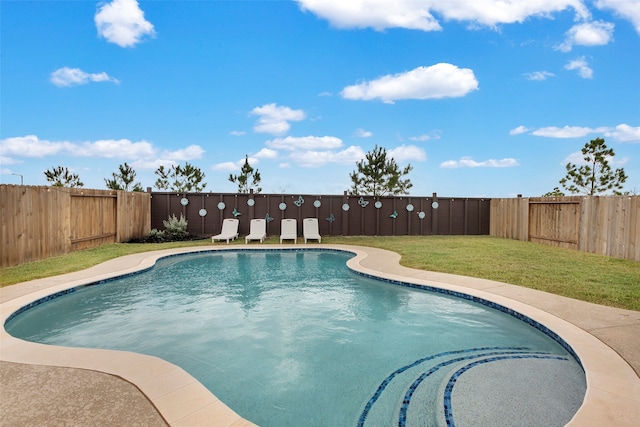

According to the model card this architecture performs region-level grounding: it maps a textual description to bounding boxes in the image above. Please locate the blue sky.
[1,0,639,197]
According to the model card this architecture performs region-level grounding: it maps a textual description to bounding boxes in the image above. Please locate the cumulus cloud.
[564,56,593,78]
[509,125,529,135]
[50,67,119,87]
[557,21,615,52]
[563,150,628,166]
[230,130,246,136]
[440,156,520,168]
[523,71,555,81]
[527,124,639,141]
[266,135,343,151]
[95,0,156,47]
[532,125,601,138]
[389,145,427,162]
[0,135,204,169]
[288,145,366,167]
[212,162,239,172]
[354,128,373,138]
[596,0,640,34]
[341,64,478,103]
[254,148,278,158]
[409,133,441,141]
[604,124,640,142]
[251,103,306,135]
[296,0,589,31]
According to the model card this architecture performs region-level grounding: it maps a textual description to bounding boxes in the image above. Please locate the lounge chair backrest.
[250,218,266,233]
[221,218,239,234]
[281,218,297,235]
[303,218,319,234]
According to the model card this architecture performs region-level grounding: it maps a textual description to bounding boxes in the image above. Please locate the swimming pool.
[5,249,586,426]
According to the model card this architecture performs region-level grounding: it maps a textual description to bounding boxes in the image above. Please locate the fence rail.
[150,192,491,238]
[490,196,639,261]
[0,185,151,268]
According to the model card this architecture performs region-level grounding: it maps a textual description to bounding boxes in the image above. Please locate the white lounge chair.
[211,218,239,244]
[303,217,321,243]
[245,218,267,243]
[280,218,297,244]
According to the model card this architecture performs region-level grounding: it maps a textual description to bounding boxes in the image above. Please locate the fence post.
[431,192,439,235]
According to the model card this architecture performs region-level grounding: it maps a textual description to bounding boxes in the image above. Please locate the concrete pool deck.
[1,244,639,426]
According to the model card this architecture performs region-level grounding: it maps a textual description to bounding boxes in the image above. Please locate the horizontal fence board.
[1,185,150,268]
[150,193,491,238]
[490,196,639,261]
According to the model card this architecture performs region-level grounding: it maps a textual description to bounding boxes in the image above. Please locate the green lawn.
[2,236,638,311]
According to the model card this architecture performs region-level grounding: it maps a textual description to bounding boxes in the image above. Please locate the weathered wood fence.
[151,192,491,238]
[1,185,151,268]
[490,196,640,261]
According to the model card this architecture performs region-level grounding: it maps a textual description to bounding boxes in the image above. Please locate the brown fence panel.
[1,185,150,268]
[150,192,490,239]
[490,196,640,261]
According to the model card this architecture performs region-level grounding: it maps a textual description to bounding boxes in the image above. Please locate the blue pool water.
[6,250,586,426]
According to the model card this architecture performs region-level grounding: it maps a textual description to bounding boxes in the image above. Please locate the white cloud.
[0,135,205,171]
[440,156,520,168]
[341,64,478,103]
[409,133,441,141]
[509,125,529,135]
[212,161,240,172]
[532,125,598,138]
[604,124,640,142]
[389,145,427,162]
[266,135,343,151]
[162,145,205,161]
[564,56,593,78]
[596,0,640,34]
[95,0,156,47]
[354,128,373,138]
[50,67,119,87]
[74,139,156,158]
[296,1,589,31]
[557,21,615,52]
[288,145,365,167]
[523,71,555,81]
[254,148,278,158]
[0,135,73,157]
[230,130,246,136]
[251,103,306,135]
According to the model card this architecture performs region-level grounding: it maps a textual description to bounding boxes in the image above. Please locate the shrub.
[147,228,166,243]
[163,213,189,240]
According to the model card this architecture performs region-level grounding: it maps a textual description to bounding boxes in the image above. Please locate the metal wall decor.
[406,203,414,212]
[374,201,382,209]
[326,213,335,222]
[342,203,350,211]
[265,213,274,222]
[181,197,189,206]
[279,202,287,211]
[358,197,369,207]
[390,210,398,219]
[232,208,242,217]
[199,209,207,217]
[313,200,321,208]
[294,196,304,207]
[217,202,226,210]
[247,199,255,206]
[418,211,426,219]
[432,201,439,209]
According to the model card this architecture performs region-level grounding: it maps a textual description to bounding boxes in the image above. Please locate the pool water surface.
[5,250,586,426]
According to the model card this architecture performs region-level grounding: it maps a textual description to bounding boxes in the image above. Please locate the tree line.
[42,138,630,196]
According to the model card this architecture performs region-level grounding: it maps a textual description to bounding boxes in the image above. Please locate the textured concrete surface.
[0,361,167,427]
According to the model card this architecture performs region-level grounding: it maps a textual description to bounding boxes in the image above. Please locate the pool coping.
[1,244,639,426]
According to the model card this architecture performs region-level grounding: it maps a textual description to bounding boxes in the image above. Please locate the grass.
[2,236,639,311]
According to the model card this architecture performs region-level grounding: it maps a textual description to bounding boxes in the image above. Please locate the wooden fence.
[151,192,491,238]
[0,185,151,268]
[490,196,640,261]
